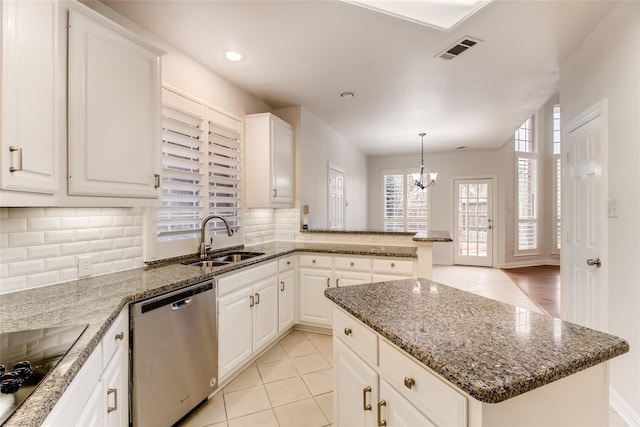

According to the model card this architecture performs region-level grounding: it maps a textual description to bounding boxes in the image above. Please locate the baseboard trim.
[610,387,640,427]
[500,260,560,269]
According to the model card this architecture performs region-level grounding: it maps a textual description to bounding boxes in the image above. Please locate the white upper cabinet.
[1,0,60,194]
[244,113,294,208]
[67,7,162,198]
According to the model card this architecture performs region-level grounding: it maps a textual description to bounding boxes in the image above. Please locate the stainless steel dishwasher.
[131,280,218,426]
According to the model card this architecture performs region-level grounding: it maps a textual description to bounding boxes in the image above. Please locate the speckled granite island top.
[0,241,416,426]
[324,278,629,404]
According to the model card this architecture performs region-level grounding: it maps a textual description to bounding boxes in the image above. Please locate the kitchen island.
[325,278,629,426]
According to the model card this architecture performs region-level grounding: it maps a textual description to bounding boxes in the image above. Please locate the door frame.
[561,99,609,329]
[451,175,498,267]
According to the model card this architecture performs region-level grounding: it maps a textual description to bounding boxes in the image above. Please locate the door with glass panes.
[454,179,493,266]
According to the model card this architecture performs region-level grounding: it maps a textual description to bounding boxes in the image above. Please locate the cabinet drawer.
[218,261,277,296]
[333,256,372,272]
[299,254,332,269]
[332,307,377,367]
[102,309,127,368]
[278,256,295,272]
[372,258,415,276]
[379,339,467,427]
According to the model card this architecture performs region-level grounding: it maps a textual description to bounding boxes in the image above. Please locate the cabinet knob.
[404,377,415,389]
[344,327,352,336]
[391,263,395,268]
[350,262,354,267]
[287,260,291,266]
[115,331,124,341]
[312,259,316,264]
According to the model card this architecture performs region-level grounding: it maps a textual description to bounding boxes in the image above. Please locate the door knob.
[586,258,602,268]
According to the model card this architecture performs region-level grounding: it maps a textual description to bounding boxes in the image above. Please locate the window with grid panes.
[158,88,241,248]
[515,117,538,253]
[383,171,429,231]
[552,105,562,253]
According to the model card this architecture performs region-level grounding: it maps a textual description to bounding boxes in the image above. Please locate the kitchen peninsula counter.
[0,241,416,426]
[325,278,629,424]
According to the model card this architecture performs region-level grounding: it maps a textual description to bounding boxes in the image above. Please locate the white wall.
[275,107,368,231]
[560,1,640,421]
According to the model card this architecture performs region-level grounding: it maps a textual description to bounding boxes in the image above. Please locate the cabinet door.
[218,286,253,379]
[299,268,333,326]
[379,379,435,427]
[278,269,295,333]
[271,118,294,205]
[75,381,104,427]
[67,8,160,198]
[252,275,279,352]
[334,339,378,427]
[335,270,372,288]
[103,345,128,427]
[1,0,59,193]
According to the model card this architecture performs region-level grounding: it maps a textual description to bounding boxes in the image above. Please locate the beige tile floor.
[180,265,628,427]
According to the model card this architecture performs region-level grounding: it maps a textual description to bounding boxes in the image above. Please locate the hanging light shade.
[415,133,437,190]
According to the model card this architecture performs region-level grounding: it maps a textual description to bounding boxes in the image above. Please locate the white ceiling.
[101,0,615,156]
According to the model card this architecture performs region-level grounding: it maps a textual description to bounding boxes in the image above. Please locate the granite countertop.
[300,228,454,243]
[0,241,416,426]
[324,278,629,404]
[412,230,453,242]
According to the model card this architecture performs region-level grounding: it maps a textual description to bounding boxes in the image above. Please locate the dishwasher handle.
[171,298,192,310]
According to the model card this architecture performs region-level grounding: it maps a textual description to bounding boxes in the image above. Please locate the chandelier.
[414,133,438,190]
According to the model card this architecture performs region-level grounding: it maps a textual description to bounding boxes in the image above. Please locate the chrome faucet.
[200,215,234,259]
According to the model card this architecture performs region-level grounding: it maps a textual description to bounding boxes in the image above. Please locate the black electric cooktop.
[0,324,88,425]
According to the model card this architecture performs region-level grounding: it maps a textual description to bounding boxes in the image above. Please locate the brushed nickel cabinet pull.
[249,295,255,307]
[336,278,340,287]
[404,377,415,389]
[377,400,387,427]
[115,331,124,341]
[255,292,260,305]
[326,277,330,288]
[273,188,277,198]
[363,386,372,411]
[107,388,117,413]
[154,174,160,188]
[344,327,352,336]
[280,281,285,291]
[9,146,22,172]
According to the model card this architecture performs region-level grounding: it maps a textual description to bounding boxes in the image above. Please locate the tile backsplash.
[0,207,144,294]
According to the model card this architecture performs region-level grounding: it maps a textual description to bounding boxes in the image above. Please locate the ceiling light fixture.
[414,133,438,190]
[224,51,244,62]
[340,91,355,98]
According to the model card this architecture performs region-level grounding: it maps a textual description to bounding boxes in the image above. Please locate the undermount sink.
[212,251,265,263]
[188,260,229,268]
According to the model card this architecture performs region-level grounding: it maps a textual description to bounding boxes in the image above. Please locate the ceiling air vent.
[437,37,481,60]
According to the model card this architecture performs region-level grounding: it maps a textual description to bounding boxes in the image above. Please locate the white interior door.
[328,165,345,230]
[562,105,607,331]
[454,179,493,267]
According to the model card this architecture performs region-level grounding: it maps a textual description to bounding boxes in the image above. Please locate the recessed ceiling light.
[224,51,244,62]
[340,91,355,98]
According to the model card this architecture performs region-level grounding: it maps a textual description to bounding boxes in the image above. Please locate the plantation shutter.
[517,157,537,250]
[158,91,204,242]
[207,120,242,236]
[383,172,428,232]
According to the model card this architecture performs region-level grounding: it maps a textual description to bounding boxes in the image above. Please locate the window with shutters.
[383,170,429,232]
[155,87,242,257]
[552,105,562,254]
[515,117,538,254]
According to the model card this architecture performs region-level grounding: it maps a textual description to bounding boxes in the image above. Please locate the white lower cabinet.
[278,257,295,333]
[217,261,278,381]
[333,306,467,427]
[299,267,333,326]
[44,309,129,427]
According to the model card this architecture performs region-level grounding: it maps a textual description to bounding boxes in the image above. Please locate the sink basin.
[212,251,265,263]
[188,260,229,268]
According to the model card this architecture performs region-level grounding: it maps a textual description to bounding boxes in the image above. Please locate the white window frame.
[514,116,539,256]
[552,104,562,255]
[148,86,243,260]
[381,169,431,232]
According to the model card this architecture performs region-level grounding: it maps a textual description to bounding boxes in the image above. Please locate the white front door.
[328,165,345,230]
[454,179,493,267]
[562,103,607,331]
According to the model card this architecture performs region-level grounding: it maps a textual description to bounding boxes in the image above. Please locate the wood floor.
[502,265,561,318]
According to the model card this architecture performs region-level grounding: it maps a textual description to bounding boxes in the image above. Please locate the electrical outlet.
[78,255,92,278]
